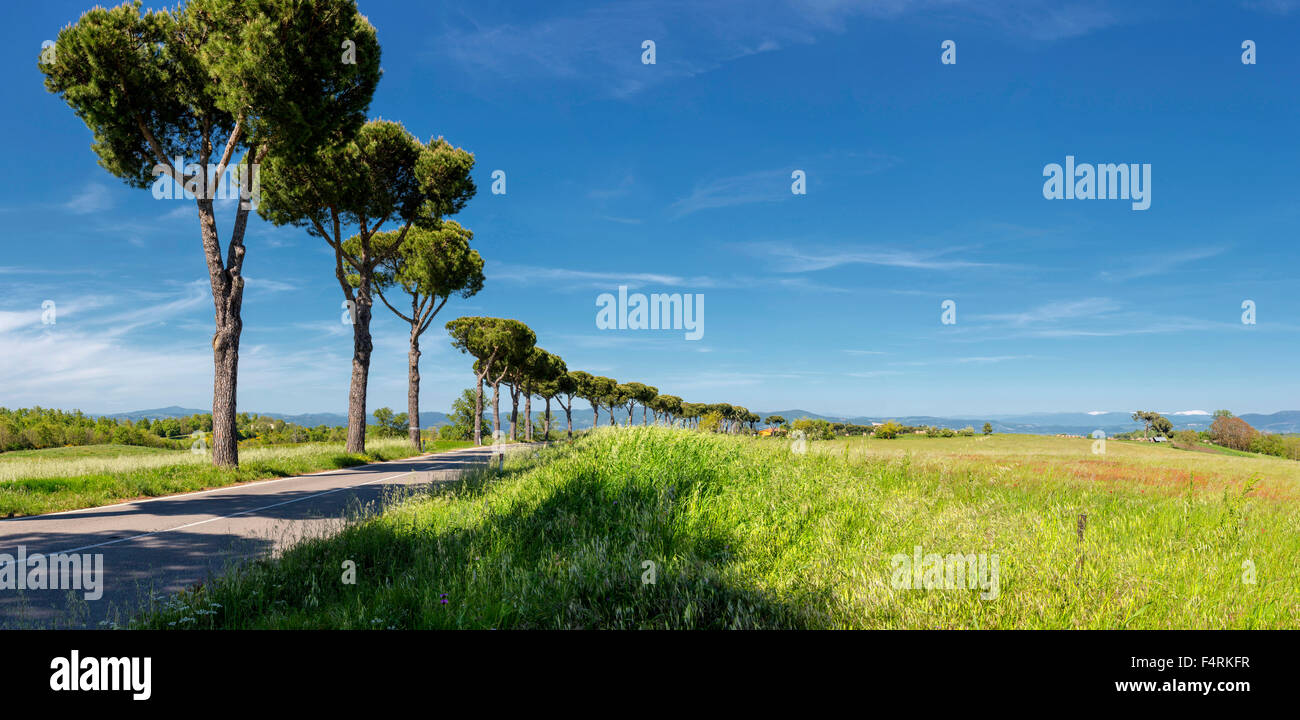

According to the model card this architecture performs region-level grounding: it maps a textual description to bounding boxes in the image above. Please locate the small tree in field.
[41,0,380,467]
[1132,410,1161,439]
[982,422,993,435]
[1210,415,1257,451]
[874,421,903,439]
[765,415,786,431]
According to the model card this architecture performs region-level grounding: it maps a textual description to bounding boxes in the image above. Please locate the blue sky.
[2,0,1299,418]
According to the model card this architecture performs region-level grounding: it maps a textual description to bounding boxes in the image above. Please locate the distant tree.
[765,415,786,430]
[578,374,617,428]
[530,350,566,436]
[517,348,564,441]
[982,422,993,435]
[791,418,833,440]
[365,221,484,450]
[1151,416,1174,438]
[568,371,596,427]
[541,367,579,439]
[651,394,682,426]
[489,328,537,442]
[698,411,723,433]
[874,420,904,439]
[40,0,380,466]
[1213,409,1234,418]
[619,382,654,427]
[661,395,683,426]
[446,317,535,445]
[1210,414,1257,451]
[1132,411,1162,439]
[636,385,659,425]
[371,407,408,438]
[444,388,491,441]
[607,383,631,427]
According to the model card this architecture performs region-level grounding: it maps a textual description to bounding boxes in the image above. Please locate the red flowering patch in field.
[1014,459,1296,501]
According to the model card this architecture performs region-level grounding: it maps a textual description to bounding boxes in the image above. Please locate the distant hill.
[99,406,1300,435]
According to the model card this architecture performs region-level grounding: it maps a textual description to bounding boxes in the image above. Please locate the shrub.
[873,420,903,439]
[1210,415,1258,451]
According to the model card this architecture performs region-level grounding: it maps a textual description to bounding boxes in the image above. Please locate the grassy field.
[0,438,473,517]
[134,427,1298,629]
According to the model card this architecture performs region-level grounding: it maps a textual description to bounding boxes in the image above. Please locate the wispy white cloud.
[63,182,115,215]
[977,297,1121,327]
[1098,247,1225,282]
[751,241,1004,273]
[669,169,791,218]
[489,261,716,290]
[433,1,1126,99]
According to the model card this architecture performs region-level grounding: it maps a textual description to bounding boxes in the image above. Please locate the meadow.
[0,439,472,517]
[134,427,1299,629]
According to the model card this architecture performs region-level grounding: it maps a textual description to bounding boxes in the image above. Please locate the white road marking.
[37,469,418,557]
[1,445,491,521]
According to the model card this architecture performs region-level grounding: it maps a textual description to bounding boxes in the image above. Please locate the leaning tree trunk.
[491,381,502,443]
[626,404,634,427]
[509,386,520,440]
[197,197,246,469]
[565,403,572,439]
[407,328,422,451]
[345,280,373,454]
[591,403,599,427]
[544,397,552,440]
[524,391,533,442]
[642,405,648,426]
[474,375,484,446]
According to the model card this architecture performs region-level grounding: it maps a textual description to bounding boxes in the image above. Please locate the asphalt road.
[0,443,518,628]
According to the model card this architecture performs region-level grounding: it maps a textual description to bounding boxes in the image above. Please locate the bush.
[698,411,723,434]
[873,420,903,439]
[789,418,833,440]
[1210,415,1258,451]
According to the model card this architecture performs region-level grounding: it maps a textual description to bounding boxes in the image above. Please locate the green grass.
[0,438,472,517]
[0,444,175,461]
[133,427,1299,629]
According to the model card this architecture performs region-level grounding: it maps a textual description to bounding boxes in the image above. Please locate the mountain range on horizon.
[95,405,1300,435]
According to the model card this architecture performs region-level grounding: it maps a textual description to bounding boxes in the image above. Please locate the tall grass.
[134,427,1298,629]
[0,438,471,517]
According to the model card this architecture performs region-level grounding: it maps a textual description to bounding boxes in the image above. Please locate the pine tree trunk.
[210,319,241,468]
[407,328,422,451]
[510,386,519,440]
[197,197,245,469]
[474,375,484,446]
[524,392,533,442]
[345,280,373,454]
[492,381,502,443]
